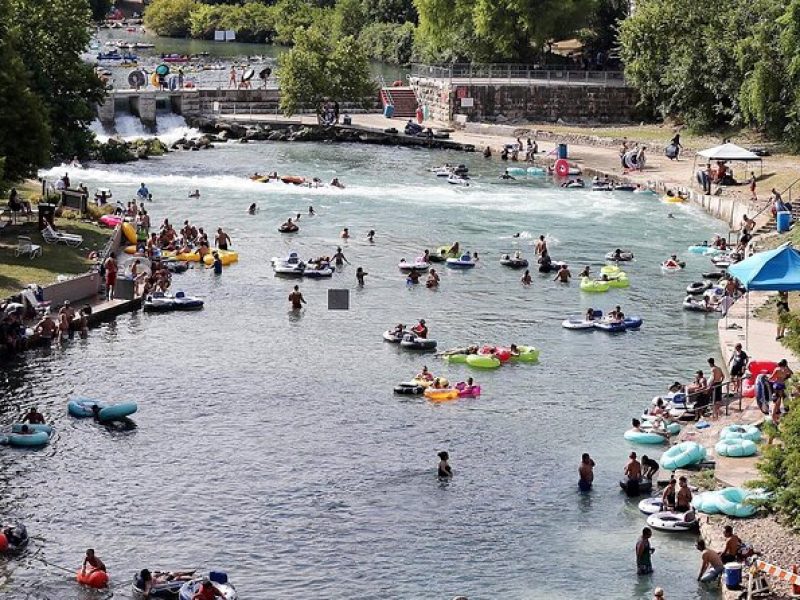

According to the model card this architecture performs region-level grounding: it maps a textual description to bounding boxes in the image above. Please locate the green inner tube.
[466,354,501,369]
[444,354,468,364]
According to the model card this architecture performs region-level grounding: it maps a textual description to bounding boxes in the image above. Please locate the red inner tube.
[554,159,569,177]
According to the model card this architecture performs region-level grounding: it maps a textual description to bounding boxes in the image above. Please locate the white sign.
[460,97,474,108]
[213,30,237,42]
[213,101,220,113]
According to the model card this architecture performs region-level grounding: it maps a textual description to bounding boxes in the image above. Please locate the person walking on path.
[749,171,757,201]
[708,357,725,419]
[776,291,790,340]
[104,255,117,301]
[228,67,237,89]
[288,285,306,310]
[636,527,654,575]
[670,132,682,160]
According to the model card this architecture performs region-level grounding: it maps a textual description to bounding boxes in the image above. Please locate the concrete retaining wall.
[411,78,641,124]
[42,272,100,305]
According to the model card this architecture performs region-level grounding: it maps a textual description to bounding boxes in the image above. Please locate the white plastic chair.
[14,236,42,259]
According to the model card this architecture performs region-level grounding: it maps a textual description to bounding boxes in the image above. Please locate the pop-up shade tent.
[727,243,800,349]
[692,142,763,178]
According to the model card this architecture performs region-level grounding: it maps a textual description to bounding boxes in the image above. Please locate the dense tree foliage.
[757,375,800,529]
[414,0,596,62]
[0,0,49,182]
[619,0,800,148]
[0,0,102,183]
[277,27,375,116]
[144,0,199,37]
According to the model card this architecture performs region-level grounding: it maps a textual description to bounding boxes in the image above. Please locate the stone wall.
[410,77,642,124]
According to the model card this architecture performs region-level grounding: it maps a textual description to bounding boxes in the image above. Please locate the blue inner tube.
[99,402,138,422]
[3,430,50,447]
[624,317,643,329]
[11,423,52,435]
[594,321,626,332]
[68,398,104,418]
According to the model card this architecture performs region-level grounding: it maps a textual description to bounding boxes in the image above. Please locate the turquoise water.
[1,144,722,598]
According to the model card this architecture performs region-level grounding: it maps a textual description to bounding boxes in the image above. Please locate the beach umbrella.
[727,243,800,349]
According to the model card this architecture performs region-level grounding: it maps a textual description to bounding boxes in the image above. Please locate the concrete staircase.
[380,87,418,118]
[755,203,800,235]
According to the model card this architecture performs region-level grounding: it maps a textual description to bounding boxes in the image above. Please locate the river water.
[2,142,722,599]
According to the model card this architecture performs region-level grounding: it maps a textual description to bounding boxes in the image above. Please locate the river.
[2,141,722,599]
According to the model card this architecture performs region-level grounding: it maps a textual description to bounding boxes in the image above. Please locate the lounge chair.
[42,225,83,247]
[14,235,42,259]
[21,288,51,316]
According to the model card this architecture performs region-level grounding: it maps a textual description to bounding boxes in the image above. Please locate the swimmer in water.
[668,213,675,219]
[437,451,452,478]
[579,266,590,278]
[554,263,571,283]
[308,206,315,216]
[513,232,521,238]
[341,227,350,239]
[521,269,532,285]
[332,247,349,266]
[356,267,367,286]
[188,189,200,198]
[248,203,257,214]
[367,230,375,243]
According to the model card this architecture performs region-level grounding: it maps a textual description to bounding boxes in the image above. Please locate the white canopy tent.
[692,142,764,179]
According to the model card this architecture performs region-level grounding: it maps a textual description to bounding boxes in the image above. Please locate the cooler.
[383,105,395,118]
[557,143,568,159]
[724,562,742,588]
[777,211,791,233]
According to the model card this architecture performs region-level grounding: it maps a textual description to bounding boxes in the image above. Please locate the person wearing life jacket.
[411,319,428,339]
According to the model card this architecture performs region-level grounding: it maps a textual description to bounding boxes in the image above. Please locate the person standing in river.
[288,285,306,310]
[578,453,595,491]
[636,527,654,575]
[437,451,452,478]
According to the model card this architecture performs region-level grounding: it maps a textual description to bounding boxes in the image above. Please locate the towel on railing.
[755,374,771,414]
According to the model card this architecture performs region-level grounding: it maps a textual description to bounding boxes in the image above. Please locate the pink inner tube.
[99,215,122,227]
[478,345,511,362]
[742,377,755,398]
[456,384,481,398]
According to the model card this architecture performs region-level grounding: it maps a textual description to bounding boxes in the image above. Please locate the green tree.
[0,0,49,182]
[144,0,199,37]
[363,0,417,24]
[618,0,742,130]
[12,0,104,160]
[757,375,800,529]
[415,0,595,62]
[273,0,330,45]
[359,21,415,64]
[333,0,367,38]
[278,26,375,117]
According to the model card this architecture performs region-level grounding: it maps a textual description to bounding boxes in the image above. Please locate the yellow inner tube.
[663,195,685,203]
[203,250,239,266]
[424,388,459,402]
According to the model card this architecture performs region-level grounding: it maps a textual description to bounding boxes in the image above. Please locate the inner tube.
[702,271,728,280]
[127,69,146,87]
[623,429,667,444]
[465,354,501,369]
[499,258,528,269]
[720,424,762,442]
[715,438,757,457]
[660,441,706,470]
[77,568,109,589]
[278,225,299,233]
[638,497,664,515]
[619,478,653,497]
[605,251,634,261]
[242,68,255,82]
[394,384,424,395]
[155,64,169,76]
[399,335,437,351]
[554,159,570,177]
[594,320,627,333]
[686,281,712,295]
[646,511,697,532]
[562,318,595,330]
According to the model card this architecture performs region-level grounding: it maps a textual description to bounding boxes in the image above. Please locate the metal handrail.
[409,63,626,86]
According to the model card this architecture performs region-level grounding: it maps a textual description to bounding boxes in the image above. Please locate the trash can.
[558,143,568,159]
[342,115,352,126]
[383,104,395,118]
[38,203,56,230]
[777,211,792,233]
[724,563,742,589]
[114,278,135,301]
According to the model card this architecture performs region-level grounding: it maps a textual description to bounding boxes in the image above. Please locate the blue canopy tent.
[727,243,800,349]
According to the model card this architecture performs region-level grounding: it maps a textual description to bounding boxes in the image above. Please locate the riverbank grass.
[0,219,108,299]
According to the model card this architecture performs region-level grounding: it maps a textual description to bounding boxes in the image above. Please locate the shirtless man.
[708,357,725,419]
[624,452,642,495]
[331,247,349,266]
[215,228,231,250]
[340,227,350,239]
[696,540,724,584]
[720,525,742,563]
[675,476,692,511]
[553,264,571,283]
[35,314,57,344]
[535,235,547,256]
[82,549,106,574]
[437,451,452,478]
[661,477,677,510]
[578,453,595,491]
[22,407,45,424]
[288,285,306,310]
[770,359,793,412]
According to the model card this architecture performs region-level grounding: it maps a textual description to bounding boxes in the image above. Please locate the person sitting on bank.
[696,540,724,585]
